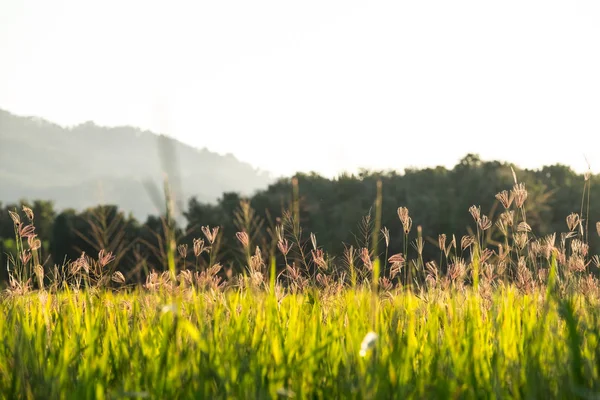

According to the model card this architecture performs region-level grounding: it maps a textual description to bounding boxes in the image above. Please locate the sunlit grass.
[1,284,599,399]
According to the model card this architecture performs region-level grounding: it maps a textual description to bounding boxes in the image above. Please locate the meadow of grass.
[2,172,600,399]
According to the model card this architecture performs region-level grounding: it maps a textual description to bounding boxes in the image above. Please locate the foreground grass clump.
[1,286,600,399]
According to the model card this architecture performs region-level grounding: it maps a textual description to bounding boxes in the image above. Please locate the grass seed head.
[236,232,250,249]
[8,210,21,225]
[178,244,188,259]
[22,205,34,221]
[201,226,219,244]
[461,235,475,250]
[27,236,41,251]
[381,227,390,248]
[566,213,580,232]
[478,215,492,231]
[495,190,514,209]
[98,249,115,268]
[517,222,532,233]
[512,183,528,208]
[438,234,447,251]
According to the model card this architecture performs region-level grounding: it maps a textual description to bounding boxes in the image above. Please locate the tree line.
[1,154,598,286]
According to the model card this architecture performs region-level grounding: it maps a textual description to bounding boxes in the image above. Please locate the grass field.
[2,177,600,399]
[1,283,600,399]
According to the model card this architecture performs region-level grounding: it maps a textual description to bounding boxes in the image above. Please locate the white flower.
[161,304,178,314]
[359,331,378,357]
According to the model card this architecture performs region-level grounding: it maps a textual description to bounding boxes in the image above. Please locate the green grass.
[1,285,600,399]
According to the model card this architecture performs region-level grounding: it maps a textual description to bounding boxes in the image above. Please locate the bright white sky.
[1,0,599,178]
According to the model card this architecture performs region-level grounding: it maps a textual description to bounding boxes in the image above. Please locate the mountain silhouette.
[0,109,274,220]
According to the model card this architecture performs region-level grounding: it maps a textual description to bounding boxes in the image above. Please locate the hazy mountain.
[0,109,274,220]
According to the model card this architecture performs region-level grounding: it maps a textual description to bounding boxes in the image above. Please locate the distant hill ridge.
[0,108,274,220]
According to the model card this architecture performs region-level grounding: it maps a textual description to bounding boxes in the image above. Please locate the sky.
[1,0,599,179]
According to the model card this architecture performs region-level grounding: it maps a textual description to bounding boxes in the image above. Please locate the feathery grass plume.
[22,205,34,221]
[478,215,492,231]
[111,271,126,284]
[413,227,424,256]
[516,256,533,292]
[381,227,390,248]
[98,249,115,268]
[571,239,589,257]
[500,210,515,226]
[448,257,466,284]
[461,235,475,251]
[514,232,529,251]
[517,222,532,233]
[20,250,32,265]
[193,238,208,257]
[425,260,439,286]
[236,231,250,248]
[388,253,404,280]
[469,205,481,223]
[277,238,292,257]
[343,244,357,287]
[480,248,493,264]
[512,183,528,208]
[201,226,219,244]
[311,248,327,270]
[250,246,264,273]
[566,213,580,232]
[19,224,36,238]
[438,234,447,251]
[597,221,600,237]
[495,190,514,209]
[310,233,317,251]
[178,244,188,260]
[496,219,508,237]
[530,240,542,259]
[397,207,412,234]
[447,235,456,257]
[27,236,41,251]
[8,210,20,225]
[360,247,373,271]
[568,255,587,273]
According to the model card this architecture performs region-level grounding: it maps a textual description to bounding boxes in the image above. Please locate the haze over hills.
[0,109,275,220]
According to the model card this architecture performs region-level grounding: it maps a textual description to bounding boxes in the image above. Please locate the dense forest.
[0,153,597,286]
